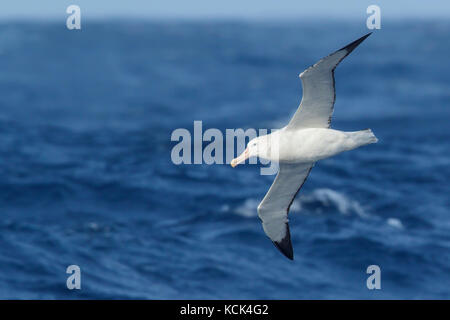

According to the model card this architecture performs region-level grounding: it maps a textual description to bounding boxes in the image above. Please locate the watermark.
[366,265,381,290]
[66,265,81,290]
[170,121,279,175]
[66,5,81,30]
[366,5,381,30]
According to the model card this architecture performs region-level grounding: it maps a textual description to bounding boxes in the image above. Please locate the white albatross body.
[230,33,378,260]
[252,127,377,164]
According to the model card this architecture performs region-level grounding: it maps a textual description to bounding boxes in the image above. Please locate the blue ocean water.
[0,20,449,299]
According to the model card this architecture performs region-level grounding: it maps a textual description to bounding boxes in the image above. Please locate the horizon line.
[0,14,449,22]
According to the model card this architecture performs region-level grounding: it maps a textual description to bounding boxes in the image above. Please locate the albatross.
[230,33,377,260]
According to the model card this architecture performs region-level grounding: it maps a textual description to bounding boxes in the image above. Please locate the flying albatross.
[230,33,377,260]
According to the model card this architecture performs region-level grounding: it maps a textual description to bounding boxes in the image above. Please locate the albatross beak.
[231,148,249,168]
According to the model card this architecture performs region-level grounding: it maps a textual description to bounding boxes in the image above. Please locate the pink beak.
[231,148,249,168]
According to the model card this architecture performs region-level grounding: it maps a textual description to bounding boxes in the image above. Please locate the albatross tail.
[350,128,378,147]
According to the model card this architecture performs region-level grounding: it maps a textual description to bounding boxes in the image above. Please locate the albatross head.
[230,136,268,167]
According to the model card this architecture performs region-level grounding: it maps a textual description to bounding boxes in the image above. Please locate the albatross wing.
[257,163,314,260]
[286,33,371,130]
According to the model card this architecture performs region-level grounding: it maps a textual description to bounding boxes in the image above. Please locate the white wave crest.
[232,188,368,218]
[300,188,369,217]
[386,218,404,229]
[234,198,260,218]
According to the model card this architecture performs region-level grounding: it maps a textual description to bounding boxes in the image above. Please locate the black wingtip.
[339,32,372,55]
[272,224,294,260]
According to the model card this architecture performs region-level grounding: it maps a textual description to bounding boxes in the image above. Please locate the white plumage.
[231,33,377,260]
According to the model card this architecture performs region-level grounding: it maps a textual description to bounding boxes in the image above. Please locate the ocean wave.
[300,188,369,218]
[386,218,404,229]
[232,188,368,218]
[0,21,448,299]
[234,198,260,218]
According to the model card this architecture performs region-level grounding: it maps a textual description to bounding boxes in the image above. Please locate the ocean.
[0,19,449,299]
